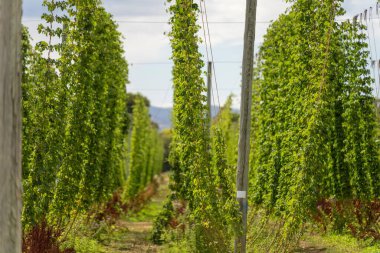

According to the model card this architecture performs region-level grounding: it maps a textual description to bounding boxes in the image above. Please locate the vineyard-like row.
[152,0,380,252]
[21,0,164,247]
[7,0,380,252]
[250,0,380,250]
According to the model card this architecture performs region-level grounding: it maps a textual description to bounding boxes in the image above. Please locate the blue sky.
[23,0,380,108]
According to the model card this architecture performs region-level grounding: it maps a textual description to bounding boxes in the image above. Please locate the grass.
[61,235,106,253]
[295,233,380,253]
[100,174,170,253]
[126,202,164,222]
[61,174,379,253]
[157,240,189,253]
[60,173,170,253]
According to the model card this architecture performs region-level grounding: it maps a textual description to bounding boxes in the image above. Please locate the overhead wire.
[22,17,380,24]
[21,18,255,24]
[151,84,173,121]
[199,0,217,117]
[374,3,380,101]
[128,88,240,91]
[369,7,379,99]
[129,61,241,65]
[364,9,377,99]
[201,0,221,111]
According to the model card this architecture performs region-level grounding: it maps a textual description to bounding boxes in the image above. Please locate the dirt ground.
[102,175,170,253]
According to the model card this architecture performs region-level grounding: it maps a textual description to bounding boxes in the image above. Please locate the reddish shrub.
[95,190,127,222]
[95,178,160,223]
[314,198,380,240]
[22,221,75,253]
[125,180,159,212]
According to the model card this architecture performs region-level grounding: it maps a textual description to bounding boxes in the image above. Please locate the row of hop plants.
[249,0,380,251]
[124,95,164,202]
[154,0,380,252]
[21,0,164,251]
[152,1,240,252]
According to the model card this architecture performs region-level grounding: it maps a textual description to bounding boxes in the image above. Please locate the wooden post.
[207,61,212,128]
[0,0,23,252]
[235,0,257,252]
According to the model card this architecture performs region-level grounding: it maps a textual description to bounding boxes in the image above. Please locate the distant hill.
[149,106,239,130]
[150,107,172,130]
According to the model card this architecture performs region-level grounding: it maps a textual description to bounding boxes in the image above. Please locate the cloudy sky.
[23,0,380,109]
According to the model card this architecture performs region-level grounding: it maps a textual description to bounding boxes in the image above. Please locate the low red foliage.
[315,198,380,240]
[95,179,160,223]
[126,180,159,212]
[22,221,75,253]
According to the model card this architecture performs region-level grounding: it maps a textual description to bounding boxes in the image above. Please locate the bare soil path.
[101,174,170,253]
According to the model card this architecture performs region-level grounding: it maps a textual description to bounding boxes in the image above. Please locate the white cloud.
[116,16,171,62]
[195,0,290,47]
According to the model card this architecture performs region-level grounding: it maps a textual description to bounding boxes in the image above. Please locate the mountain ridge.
[149,106,239,130]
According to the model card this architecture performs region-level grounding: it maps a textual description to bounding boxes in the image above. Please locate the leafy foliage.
[124,96,164,200]
[250,0,380,250]
[21,0,164,239]
[166,1,224,249]
[153,1,240,251]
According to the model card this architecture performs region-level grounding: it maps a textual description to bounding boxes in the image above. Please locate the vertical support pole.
[0,0,23,252]
[207,61,212,129]
[235,0,257,252]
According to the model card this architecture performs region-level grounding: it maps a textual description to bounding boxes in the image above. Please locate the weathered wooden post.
[0,0,23,252]
[235,0,257,252]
